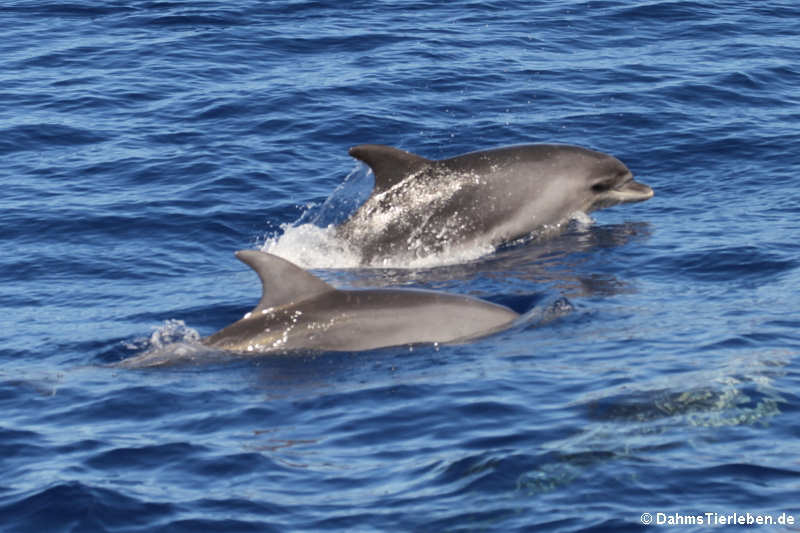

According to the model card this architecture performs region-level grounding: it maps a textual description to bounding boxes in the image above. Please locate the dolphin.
[190,250,518,355]
[336,143,654,263]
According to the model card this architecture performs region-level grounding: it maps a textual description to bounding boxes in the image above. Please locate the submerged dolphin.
[337,144,654,263]
[197,250,517,354]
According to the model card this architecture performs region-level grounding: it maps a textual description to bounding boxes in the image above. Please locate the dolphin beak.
[591,177,654,211]
[612,178,654,203]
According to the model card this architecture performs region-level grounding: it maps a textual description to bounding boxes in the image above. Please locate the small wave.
[0,123,108,155]
[661,246,797,283]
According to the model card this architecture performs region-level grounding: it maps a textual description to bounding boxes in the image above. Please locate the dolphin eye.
[591,181,613,193]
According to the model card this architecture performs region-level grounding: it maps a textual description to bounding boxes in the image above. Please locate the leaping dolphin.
[336,143,654,263]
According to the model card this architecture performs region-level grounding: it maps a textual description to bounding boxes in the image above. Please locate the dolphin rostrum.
[198,250,519,353]
[336,143,654,263]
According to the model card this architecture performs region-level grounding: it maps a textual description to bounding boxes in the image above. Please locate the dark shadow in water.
[514,352,790,497]
[583,379,783,428]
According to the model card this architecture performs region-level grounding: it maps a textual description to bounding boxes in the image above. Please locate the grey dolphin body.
[337,144,654,263]
[200,250,519,353]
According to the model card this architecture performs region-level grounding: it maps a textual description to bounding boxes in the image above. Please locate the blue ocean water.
[2,1,800,531]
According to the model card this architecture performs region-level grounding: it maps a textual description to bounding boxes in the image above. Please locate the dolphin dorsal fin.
[235,250,334,312]
[349,144,431,194]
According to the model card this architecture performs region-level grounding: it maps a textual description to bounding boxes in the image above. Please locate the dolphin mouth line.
[615,177,634,190]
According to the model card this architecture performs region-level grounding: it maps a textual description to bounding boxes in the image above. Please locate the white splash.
[261,220,496,269]
[147,319,200,348]
[118,319,209,368]
[261,222,363,269]
[569,211,595,228]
